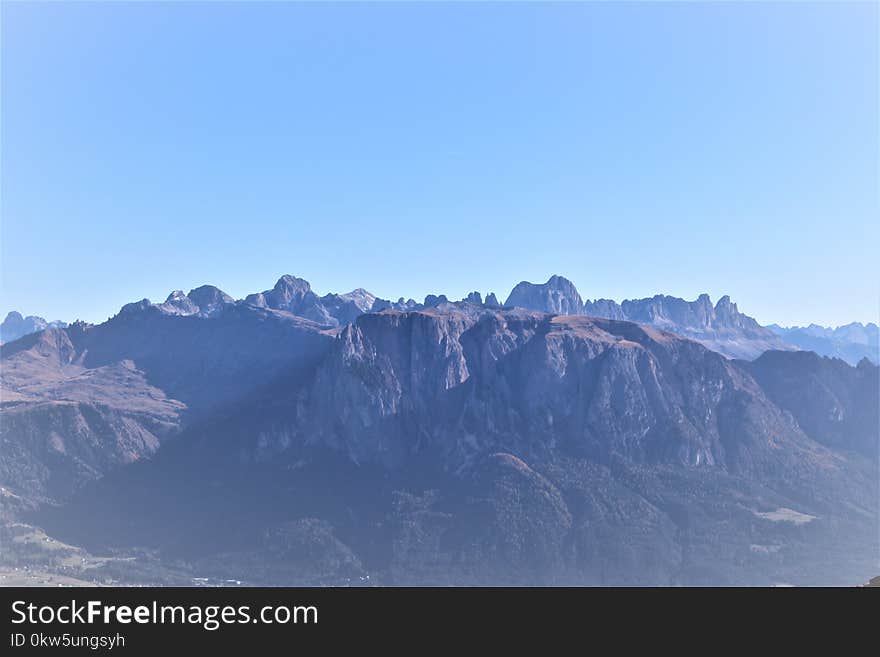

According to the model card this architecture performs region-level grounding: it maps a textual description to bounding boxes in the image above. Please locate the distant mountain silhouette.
[506,275,585,315]
[0,311,66,344]
[766,322,878,365]
[502,275,791,359]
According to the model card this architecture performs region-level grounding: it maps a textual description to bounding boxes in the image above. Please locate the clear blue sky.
[2,2,877,327]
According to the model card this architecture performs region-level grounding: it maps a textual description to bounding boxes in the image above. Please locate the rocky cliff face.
[506,275,585,315]
[276,308,825,480]
[608,294,790,359]
[502,276,791,360]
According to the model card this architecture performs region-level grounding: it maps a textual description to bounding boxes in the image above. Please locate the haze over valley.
[1,273,877,585]
[2,1,876,587]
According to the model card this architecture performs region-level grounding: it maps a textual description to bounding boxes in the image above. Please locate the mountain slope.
[79,301,333,416]
[741,350,879,456]
[29,305,877,586]
[2,277,877,585]
[0,301,334,504]
[0,328,184,503]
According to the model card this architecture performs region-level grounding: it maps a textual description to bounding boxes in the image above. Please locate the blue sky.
[2,2,877,327]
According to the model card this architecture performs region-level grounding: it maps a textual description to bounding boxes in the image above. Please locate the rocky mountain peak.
[338,288,377,312]
[158,290,199,316]
[274,274,311,293]
[243,275,332,324]
[186,285,234,317]
[138,285,236,319]
[424,294,450,308]
[714,294,735,313]
[118,298,155,317]
[696,293,713,312]
[1,311,67,344]
[267,275,313,307]
[505,275,584,315]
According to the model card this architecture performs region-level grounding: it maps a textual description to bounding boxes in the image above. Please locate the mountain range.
[9,275,874,364]
[0,311,67,345]
[506,275,794,359]
[766,322,879,366]
[0,274,877,585]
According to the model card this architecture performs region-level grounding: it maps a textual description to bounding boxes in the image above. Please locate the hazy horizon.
[2,2,877,327]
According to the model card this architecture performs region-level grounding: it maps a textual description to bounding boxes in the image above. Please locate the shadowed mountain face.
[740,350,879,457]
[79,302,332,416]
[287,308,818,477]
[3,302,873,586]
[766,323,879,365]
[2,276,878,585]
[0,304,333,505]
[0,329,183,504]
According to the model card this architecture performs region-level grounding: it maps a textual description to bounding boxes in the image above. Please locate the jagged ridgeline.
[0,311,67,344]
[0,274,877,585]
